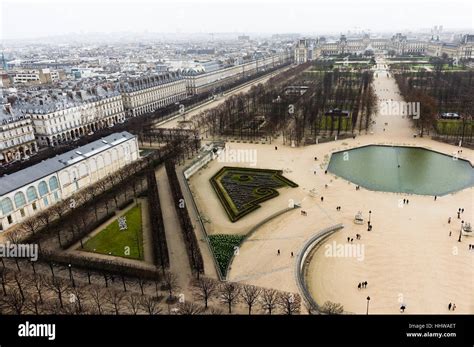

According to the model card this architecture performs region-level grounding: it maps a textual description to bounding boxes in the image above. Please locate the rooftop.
[0,131,136,196]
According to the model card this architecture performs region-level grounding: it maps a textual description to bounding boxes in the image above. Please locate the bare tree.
[69,285,87,314]
[192,277,218,310]
[277,292,301,315]
[136,277,147,295]
[25,294,43,315]
[126,294,141,315]
[163,271,180,303]
[219,282,240,314]
[260,289,279,315]
[0,267,9,295]
[13,272,26,301]
[30,274,46,304]
[241,284,261,315]
[51,202,67,221]
[46,277,70,308]
[20,217,40,237]
[90,287,105,315]
[320,300,344,314]
[0,288,26,314]
[177,301,204,315]
[140,295,163,315]
[37,209,53,230]
[106,290,125,315]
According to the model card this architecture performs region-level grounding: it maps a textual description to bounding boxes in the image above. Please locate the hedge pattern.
[210,167,298,222]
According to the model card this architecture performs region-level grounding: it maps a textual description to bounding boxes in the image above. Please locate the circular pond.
[327,145,474,195]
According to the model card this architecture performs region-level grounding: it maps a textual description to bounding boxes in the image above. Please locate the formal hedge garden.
[210,167,298,222]
[208,234,246,276]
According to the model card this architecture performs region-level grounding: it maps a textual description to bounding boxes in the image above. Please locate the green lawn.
[318,115,352,132]
[436,119,474,135]
[82,204,144,260]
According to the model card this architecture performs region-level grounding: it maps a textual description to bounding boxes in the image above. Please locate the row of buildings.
[0,52,291,164]
[294,33,474,63]
[0,131,139,232]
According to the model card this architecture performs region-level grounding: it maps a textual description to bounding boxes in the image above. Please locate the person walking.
[448,303,452,311]
[321,196,324,202]
[434,195,437,201]
[291,252,294,257]
[358,283,361,290]
[277,249,280,256]
[448,217,451,224]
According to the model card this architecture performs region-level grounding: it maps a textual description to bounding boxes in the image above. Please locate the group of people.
[355,185,361,190]
[347,234,361,243]
[300,210,308,216]
[402,198,410,204]
[468,244,474,250]
[276,249,294,257]
[357,281,368,289]
[336,206,342,211]
[456,208,465,219]
[448,303,457,311]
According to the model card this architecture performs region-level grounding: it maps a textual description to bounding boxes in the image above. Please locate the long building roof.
[0,131,135,196]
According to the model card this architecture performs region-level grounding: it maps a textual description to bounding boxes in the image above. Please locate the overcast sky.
[1,0,473,40]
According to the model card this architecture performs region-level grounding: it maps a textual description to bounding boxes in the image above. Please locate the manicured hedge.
[146,169,170,269]
[40,249,161,280]
[210,167,298,222]
[165,160,204,274]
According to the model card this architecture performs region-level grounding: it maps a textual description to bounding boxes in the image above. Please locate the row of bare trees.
[191,277,301,315]
[188,62,377,146]
[146,168,170,272]
[395,70,473,141]
[165,160,204,276]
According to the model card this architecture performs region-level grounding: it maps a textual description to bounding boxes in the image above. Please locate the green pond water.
[327,145,474,195]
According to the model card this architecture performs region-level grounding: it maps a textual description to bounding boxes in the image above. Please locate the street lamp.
[366,296,371,315]
[458,220,464,242]
[68,264,75,288]
[368,210,372,231]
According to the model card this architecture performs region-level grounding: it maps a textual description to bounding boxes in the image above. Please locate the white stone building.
[11,69,60,85]
[182,53,291,95]
[0,131,139,232]
[0,102,38,164]
[16,85,126,147]
[118,73,187,117]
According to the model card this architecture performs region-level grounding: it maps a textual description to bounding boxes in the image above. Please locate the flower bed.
[208,234,246,276]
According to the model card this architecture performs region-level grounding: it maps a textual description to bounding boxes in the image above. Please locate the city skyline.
[1,0,473,41]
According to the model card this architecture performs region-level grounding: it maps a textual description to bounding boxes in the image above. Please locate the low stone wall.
[183,143,224,179]
[295,223,344,314]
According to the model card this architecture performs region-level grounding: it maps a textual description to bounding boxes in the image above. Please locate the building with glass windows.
[0,131,139,232]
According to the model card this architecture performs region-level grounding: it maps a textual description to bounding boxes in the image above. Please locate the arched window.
[38,181,49,197]
[14,192,26,209]
[49,176,59,191]
[26,186,38,202]
[1,198,14,215]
